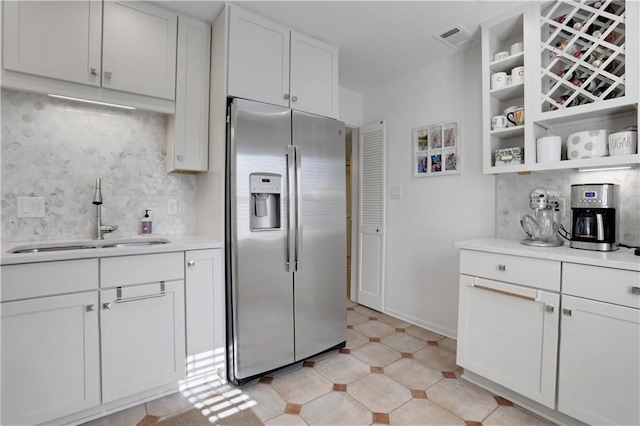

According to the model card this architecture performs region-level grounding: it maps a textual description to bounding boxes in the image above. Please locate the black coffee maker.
[570,183,619,251]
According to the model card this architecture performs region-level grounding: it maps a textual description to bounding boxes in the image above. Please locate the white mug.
[494,51,509,61]
[510,42,524,55]
[504,106,518,127]
[511,66,525,84]
[491,72,508,90]
[492,115,508,130]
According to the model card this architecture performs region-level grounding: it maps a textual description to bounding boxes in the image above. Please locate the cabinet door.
[2,0,102,86]
[1,292,100,425]
[558,295,640,425]
[457,274,559,408]
[167,15,211,173]
[100,281,185,402]
[290,31,339,119]
[185,249,225,378]
[228,6,290,107]
[102,1,177,100]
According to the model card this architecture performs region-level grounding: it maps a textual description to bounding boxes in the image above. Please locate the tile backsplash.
[496,168,640,246]
[1,90,196,243]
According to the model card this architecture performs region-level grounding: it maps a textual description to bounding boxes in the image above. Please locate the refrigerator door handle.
[286,145,297,272]
[295,146,302,271]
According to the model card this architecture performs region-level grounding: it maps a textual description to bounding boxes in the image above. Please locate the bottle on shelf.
[555,41,577,57]
[571,76,596,91]
[573,49,594,62]
[555,92,576,106]
[556,68,575,80]
[555,14,575,28]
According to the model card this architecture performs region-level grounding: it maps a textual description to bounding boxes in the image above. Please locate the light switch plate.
[390,185,402,199]
[17,197,45,218]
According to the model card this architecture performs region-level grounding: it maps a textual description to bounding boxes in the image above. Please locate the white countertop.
[454,238,640,272]
[1,234,223,266]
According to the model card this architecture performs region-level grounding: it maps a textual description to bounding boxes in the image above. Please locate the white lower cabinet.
[0,250,196,424]
[100,280,185,403]
[457,248,640,425]
[185,249,224,378]
[0,291,100,425]
[457,274,560,408]
[557,263,640,425]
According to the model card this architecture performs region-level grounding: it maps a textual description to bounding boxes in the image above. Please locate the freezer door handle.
[287,145,297,272]
[295,146,302,271]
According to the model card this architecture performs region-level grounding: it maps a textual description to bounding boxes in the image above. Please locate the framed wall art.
[412,120,460,177]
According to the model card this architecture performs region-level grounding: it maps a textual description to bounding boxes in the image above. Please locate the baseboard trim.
[383,307,457,339]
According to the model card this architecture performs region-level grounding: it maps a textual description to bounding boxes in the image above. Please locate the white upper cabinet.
[481,1,639,174]
[228,6,290,108]
[167,15,211,172]
[290,31,339,119]
[2,1,102,86]
[227,6,339,119]
[2,0,178,103]
[102,2,177,100]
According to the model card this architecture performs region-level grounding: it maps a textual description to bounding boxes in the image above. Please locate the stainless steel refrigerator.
[225,98,346,385]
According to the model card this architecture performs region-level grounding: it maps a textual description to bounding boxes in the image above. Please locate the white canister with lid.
[536,136,562,163]
[608,126,638,155]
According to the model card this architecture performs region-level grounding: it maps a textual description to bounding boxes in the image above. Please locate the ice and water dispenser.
[249,173,281,231]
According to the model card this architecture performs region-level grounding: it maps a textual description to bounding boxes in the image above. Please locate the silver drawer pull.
[545,305,555,313]
[631,287,640,295]
[497,264,506,272]
[103,302,112,310]
[86,304,96,312]
[187,260,195,267]
[563,308,572,316]
[473,284,536,302]
[116,283,166,304]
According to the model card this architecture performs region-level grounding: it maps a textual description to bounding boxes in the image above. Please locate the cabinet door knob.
[631,286,640,295]
[291,96,298,102]
[497,264,506,271]
[177,155,184,161]
[283,93,290,100]
[104,71,112,79]
[86,304,96,312]
[562,308,572,316]
[545,305,555,313]
[187,260,196,267]
[90,68,98,76]
[103,302,112,310]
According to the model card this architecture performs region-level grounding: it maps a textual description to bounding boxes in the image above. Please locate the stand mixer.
[520,188,563,247]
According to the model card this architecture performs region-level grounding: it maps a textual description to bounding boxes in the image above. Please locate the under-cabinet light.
[47,94,136,110]
[578,165,633,172]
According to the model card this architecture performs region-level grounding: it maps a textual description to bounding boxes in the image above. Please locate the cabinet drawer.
[460,250,561,291]
[563,263,640,309]
[1,259,98,302]
[100,252,184,288]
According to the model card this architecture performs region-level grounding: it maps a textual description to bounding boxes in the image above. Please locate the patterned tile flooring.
[87,301,554,425]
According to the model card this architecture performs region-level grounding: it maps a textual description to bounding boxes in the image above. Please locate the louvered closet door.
[357,121,386,311]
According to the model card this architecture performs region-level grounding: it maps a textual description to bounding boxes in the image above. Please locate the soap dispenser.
[141,209,152,234]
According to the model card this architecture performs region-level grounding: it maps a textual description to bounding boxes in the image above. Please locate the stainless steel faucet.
[92,178,118,240]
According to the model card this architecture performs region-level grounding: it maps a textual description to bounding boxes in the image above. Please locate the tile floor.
[86,301,554,425]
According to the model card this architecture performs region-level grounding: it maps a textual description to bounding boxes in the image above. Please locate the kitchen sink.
[8,237,171,254]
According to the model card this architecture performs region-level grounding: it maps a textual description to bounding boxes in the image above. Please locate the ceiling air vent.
[434,25,473,49]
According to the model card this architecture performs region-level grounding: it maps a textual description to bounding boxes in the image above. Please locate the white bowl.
[566,129,608,160]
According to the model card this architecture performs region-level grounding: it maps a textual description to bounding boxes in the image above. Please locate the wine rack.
[541,0,626,112]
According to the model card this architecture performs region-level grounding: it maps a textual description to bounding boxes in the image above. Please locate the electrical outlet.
[167,198,178,215]
[559,197,567,218]
[17,197,45,218]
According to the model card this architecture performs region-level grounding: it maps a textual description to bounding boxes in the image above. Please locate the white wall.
[361,46,495,338]
[339,87,363,128]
